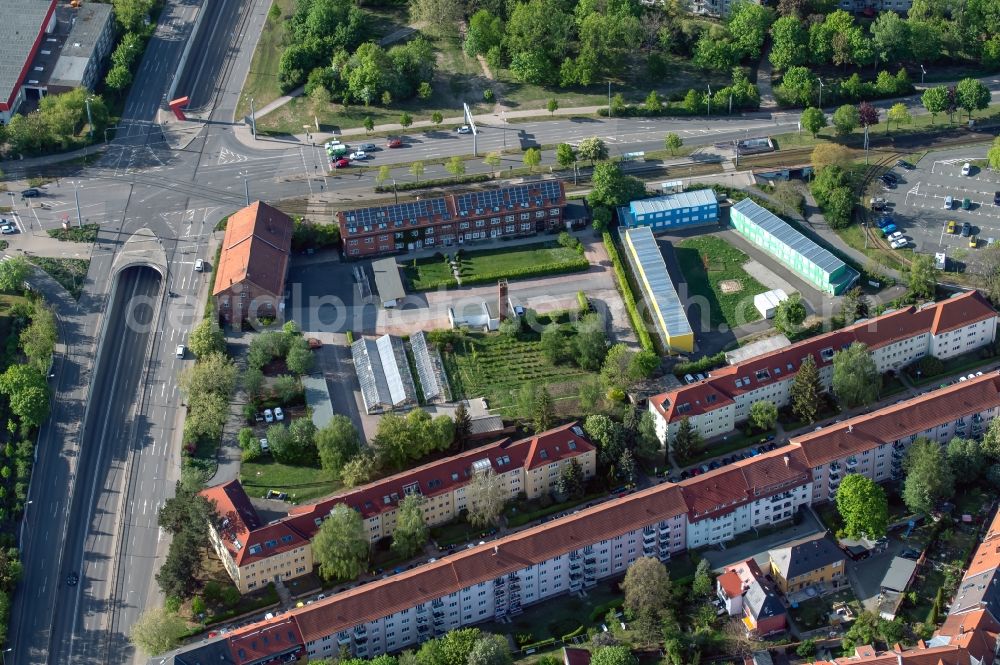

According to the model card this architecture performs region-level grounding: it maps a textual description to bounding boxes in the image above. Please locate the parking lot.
[878,146,1000,271]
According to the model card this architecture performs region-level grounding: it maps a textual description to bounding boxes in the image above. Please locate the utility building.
[618,189,719,231]
[624,226,694,353]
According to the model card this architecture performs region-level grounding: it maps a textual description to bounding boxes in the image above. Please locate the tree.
[693,35,738,72]
[601,343,637,393]
[922,86,949,125]
[956,78,991,120]
[0,256,29,292]
[523,148,541,172]
[773,293,808,334]
[364,116,375,133]
[554,143,577,168]
[691,558,714,598]
[811,143,853,175]
[727,1,773,60]
[858,101,880,127]
[577,136,609,164]
[574,313,609,370]
[391,495,428,557]
[779,66,817,106]
[453,402,472,451]
[409,0,462,35]
[547,98,559,116]
[535,386,555,432]
[903,438,954,514]
[988,136,1000,172]
[947,436,984,483]
[503,0,572,85]
[129,607,188,656]
[588,162,647,208]
[341,451,378,488]
[908,253,936,299]
[556,459,585,499]
[796,639,817,659]
[585,414,626,467]
[623,557,672,622]
[0,365,50,428]
[832,342,879,408]
[836,474,889,539]
[466,467,507,528]
[445,156,466,176]
[467,635,511,665]
[591,647,638,665]
[840,287,869,325]
[465,10,504,56]
[431,111,443,126]
[769,16,808,71]
[832,104,859,136]
[871,11,910,64]
[286,338,315,375]
[886,103,911,132]
[483,152,502,173]
[375,165,392,188]
[315,415,361,476]
[179,352,239,401]
[671,417,702,463]
[188,316,226,358]
[801,107,827,137]
[664,133,683,155]
[749,400,778,431]
[312,504,369,580]
[399,112,413,128]
[410,161,424,182]
[682,89,704,114]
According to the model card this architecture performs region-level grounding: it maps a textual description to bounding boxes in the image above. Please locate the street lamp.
[85,96,94,140]
[707,84,712,116]
[249,97,257,140]
[920,64,927,85]
[818,79,825,108]
[3,646,13,665]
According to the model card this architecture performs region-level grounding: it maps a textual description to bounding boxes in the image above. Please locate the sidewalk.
[0,142,105,173]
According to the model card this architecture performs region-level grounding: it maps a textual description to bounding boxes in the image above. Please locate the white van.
[944,196,953,209]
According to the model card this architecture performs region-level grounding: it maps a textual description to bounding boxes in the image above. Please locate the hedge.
[561,625,587,641]
[588,598,625,623]
[603,232,654,352]
[409,258,590,292]
[374,173,492,193]
[674,351,727,377]
[519,637,556,652]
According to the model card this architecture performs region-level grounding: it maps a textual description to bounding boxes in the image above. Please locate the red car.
[332,158,350,169]
[386,136,403,148]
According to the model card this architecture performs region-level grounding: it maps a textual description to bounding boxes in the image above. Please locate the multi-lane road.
[4,0,1000,660]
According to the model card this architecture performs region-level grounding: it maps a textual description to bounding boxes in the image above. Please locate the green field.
[235,0,295,120]
[674,235,765,330]
[240,459,341,503]
[441,330,595,417]
[403,241,589,291]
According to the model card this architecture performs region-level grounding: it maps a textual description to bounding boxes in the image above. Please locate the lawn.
[403,241,589,291]
[46,223,100,243]
[28,257,89,300]
[673,236,765,330]
[239,459,341,503]
[235,0,295,120]
[441,330,596,417]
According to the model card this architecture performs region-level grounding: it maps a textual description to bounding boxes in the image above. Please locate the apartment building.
[337,181,566,258]
[201,423,596,593]
[165,373,1000,664]
[649,290,998,444]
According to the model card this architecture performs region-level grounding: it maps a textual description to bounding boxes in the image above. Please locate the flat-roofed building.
[624,225,694,352]
[0,0,57,122]
[351,334,417,413]
[618,189,719,230]
[730,198,859,295]
[47,2,114,92]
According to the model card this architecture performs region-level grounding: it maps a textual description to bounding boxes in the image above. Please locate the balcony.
[433,617,445,627]
[658,524,670,536]
[846,457,858,469]
[418,623,430,634]
[337,635,351,646]
[354,626,367,637]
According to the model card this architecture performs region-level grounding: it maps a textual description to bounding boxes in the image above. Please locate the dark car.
[708,460,721,470]
[896,159,915,170]
[766,442,777,451]
[766,434,776,441]
[881,172,898,183]
[962,222,972,237]
[994,191,1000,206]
[900,548,922,560]
[66,572,79,586]
[679,470,691,480]
[877,216,894,228]
[21,188,41,198]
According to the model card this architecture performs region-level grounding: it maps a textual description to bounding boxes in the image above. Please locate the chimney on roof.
[493,545,498,555]
[783,455,789,467]
[847,424,853,433]
[960,623,966,635]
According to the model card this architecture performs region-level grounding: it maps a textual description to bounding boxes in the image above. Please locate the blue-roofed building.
[730,198,859,295]
[618,189,719,230]
[623,226,694,352]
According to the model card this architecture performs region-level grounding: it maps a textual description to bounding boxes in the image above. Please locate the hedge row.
[561,625,587,641]
[603,232,654,352]
[410,258,590,292]
[374,173,492,193]
[588,598,625,623]
[519,637,556,652]
[674,351,727,377]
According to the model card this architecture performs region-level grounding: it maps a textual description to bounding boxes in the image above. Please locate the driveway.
[847,536,908,613]
[310,334,379,443]
[702,507,824,571]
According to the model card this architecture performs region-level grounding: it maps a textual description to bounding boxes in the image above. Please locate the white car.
[194,258,204,272]
[888,231,903,241]
[259,438,270,452]
[890,237,909,249]
[0,224,13,235]
[962,162,972,176]
[457,125,472,134]
[175,344,185,358]
[264,408,274,423]
[349,151,368,161]
[274,406,284,421]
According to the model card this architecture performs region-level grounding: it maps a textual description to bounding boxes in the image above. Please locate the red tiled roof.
[227,616,303,665]
[564,648,592,665]
[212,201,293,297]
[679,466,749,520]
[652,291,996,424]
[937,610,1000,665]
[717,569,743,598]
[793,372,1000,468]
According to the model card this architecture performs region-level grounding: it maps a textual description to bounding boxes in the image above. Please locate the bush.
[374,173,492,193]
[589,599,624,623]
[674,351,726,377]
[603,232,654,352]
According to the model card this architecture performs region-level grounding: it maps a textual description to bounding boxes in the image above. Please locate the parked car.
[194,258,204,272]
[870,197,886,210]
[876,216,893,228]
[0,223,14,235]
[888,231,903,241]
[684,373,696,384]
[274,406,285,421]
[896,159,915,170]
[970,235,978,248]
[962,222,972,237]
[880,223,897,235]
[175,344,185,358]
[695,373,706,381]
[264,408,274,423]
[947,220,957,234]
[21,188,41,198]
[994,191,1000,206]
[359,143,377,151]
[386,136,403,148]
[944,196,954,209]
[962,197,972,210]
[962,162,971,176]
[332,158,350,169]
[708,460,721,470]
[259,438,270,452]
[349,150,368,161]
[880,172,897,184]
[890,237,909,249]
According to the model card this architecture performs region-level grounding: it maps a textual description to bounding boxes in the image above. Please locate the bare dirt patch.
[719,279,744,294]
